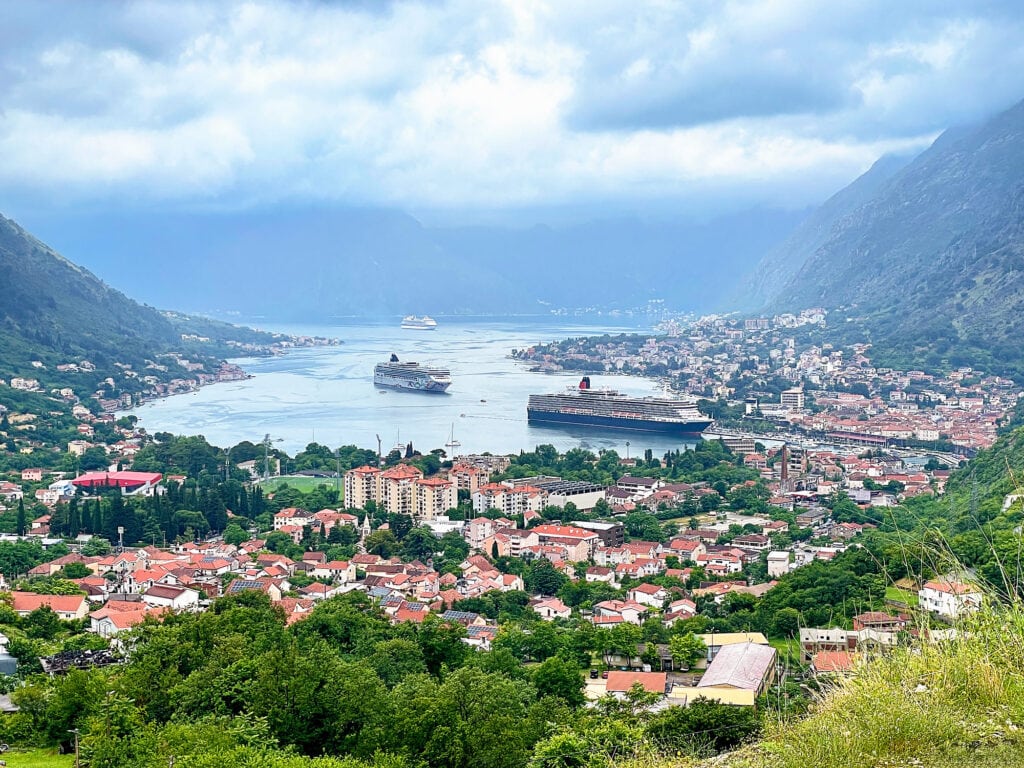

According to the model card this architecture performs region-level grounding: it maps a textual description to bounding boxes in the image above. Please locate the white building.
[918,580,982,619]
[142,585,201,611]
[767,551,791,578]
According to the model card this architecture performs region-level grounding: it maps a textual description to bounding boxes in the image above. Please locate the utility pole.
[261,434,283,481]
[68,728,80,768]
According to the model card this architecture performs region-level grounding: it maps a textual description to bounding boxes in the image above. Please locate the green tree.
[402,527,439,562]
[526,559,568,596]
[24,605,63,639]
[668,632,706,669]
[532,656,585,708]
[365,530,398,558]
[16,497,26,537]
[223,522,250,547]
[645,696,759,755]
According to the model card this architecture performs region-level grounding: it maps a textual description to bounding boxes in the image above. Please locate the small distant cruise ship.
[401,315,437,330]
[374,354,451,393]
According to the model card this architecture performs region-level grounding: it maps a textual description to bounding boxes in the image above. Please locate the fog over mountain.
[19,207,806,321]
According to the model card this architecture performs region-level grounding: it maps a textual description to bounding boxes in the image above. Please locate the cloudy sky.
[2,0,1023,220]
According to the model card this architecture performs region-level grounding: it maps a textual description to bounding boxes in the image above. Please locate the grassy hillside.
[622,599,1024,768]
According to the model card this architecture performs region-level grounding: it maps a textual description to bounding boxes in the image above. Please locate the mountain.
[0,213,183,375]
[734,152,912,309]
[0,213,280,380]
[750,98,1024,378]
[16,207,805,322]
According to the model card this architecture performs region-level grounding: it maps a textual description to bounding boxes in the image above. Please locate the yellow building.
[343,465,380,510]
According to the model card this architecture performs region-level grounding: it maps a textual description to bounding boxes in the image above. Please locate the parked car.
[589,669,599,679]
[601,670,609,679]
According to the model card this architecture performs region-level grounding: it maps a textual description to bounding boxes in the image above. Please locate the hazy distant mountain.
[734,152,913,310]
[748,98,1024,378]
[19,207,805,322]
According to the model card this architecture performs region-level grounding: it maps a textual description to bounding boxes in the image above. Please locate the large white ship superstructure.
[401,315,437,330]
[374,354,451,393]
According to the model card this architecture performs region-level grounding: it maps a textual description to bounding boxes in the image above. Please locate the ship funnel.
[390,353,399,362]
[580,376,591,390]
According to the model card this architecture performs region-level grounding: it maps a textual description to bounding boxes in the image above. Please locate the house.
[766,551,791,577]
[531,597,571,621]
[10,592,89,620]
[604,671,668,698]
[662,598,697,626]
[811,650,856,676]
[593,599,648,625]
[732,534,770,551]
[71,470,163,497]
[89,603,164,636]
[224,578,283,602]
[666,538,706,562]
[142,585,200,611]
[627,583,668,608]
[852,611,906,632]
[464,624,499,650]
[585,566,617,586]
[918,580,982,619]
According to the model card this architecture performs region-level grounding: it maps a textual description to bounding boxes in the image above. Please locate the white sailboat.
[445,423,461,451]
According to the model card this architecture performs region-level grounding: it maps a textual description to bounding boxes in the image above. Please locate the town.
[515,309,1020,453]
[0,309,1014,766]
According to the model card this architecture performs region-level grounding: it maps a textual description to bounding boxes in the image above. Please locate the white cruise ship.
[374,354,451,393]
[401,315,437,330]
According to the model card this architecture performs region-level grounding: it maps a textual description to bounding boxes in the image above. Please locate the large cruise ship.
[374,354,451,393]
[401,315,437,330]
[528,377,712,435]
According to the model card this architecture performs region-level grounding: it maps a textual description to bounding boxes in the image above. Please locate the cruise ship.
[374,354,451,393]
[527,377,712,435]
[401,315,437,330]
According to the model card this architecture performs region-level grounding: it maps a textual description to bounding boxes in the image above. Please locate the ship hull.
[374,375,450,393]
[527,408,711,435]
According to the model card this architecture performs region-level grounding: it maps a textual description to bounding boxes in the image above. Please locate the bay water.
[130,320,700,458]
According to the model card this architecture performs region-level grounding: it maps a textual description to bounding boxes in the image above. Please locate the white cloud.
[0,0,1021,213]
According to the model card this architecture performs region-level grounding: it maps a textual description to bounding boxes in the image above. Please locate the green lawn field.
[1,749,74,767]
[259,475,342,495]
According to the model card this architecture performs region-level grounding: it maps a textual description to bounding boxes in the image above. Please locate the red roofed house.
[811,650,856,676]
[531,597,571,621]
[919,580,982,619]
[627,583,669,608]
[605,671,668,697]
[11,591,89,620]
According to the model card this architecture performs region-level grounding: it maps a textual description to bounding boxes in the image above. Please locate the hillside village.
[0,434,984,710]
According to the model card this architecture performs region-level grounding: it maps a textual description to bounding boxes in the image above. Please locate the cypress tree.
[16,497,26,537]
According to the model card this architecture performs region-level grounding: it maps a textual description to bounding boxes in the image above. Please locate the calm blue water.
[130,320,699,457]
